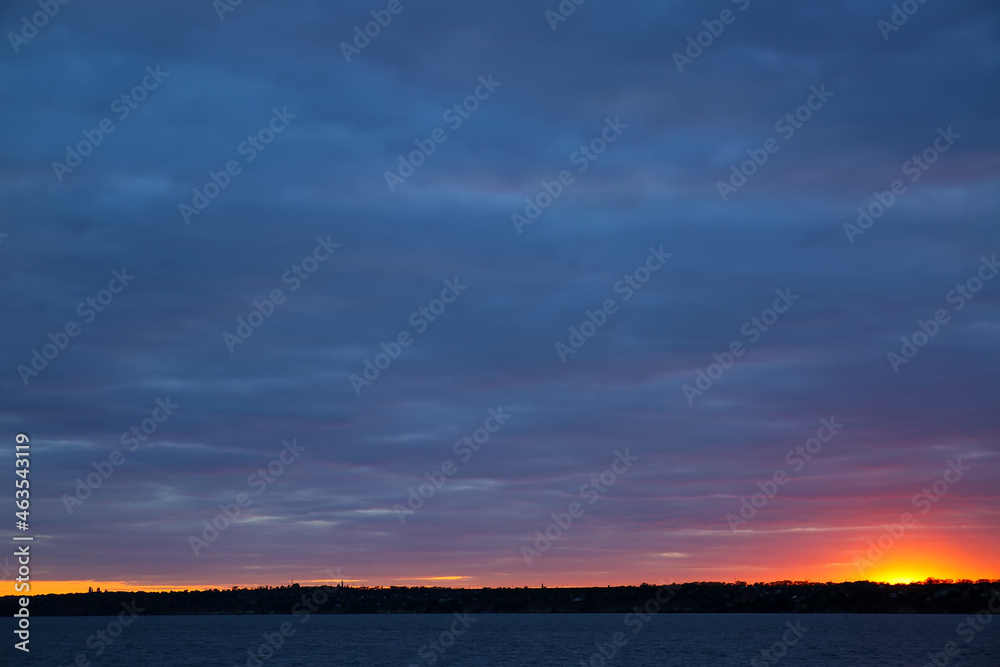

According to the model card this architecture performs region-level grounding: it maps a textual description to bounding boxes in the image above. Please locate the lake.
[7,613,999,666]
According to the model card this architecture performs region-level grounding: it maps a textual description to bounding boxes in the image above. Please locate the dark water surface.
[7,613,1000,666]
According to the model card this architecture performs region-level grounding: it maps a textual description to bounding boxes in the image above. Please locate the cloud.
[1,0,999,588]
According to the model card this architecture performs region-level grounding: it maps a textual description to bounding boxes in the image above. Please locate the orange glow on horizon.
[841,533,997,586]
[10,570,1000,596]
[11,534,999,596]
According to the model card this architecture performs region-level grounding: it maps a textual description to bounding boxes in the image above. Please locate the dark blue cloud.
[1,0,998,587]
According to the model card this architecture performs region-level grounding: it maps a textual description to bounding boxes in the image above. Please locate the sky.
[2,0,999,594]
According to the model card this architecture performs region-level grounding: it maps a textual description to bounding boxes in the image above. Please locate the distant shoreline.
[5,580,998,617]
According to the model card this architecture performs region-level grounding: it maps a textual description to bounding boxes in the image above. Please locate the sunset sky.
[2,0,999,595]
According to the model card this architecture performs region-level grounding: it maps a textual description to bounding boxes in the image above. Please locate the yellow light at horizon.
[878,571,925,584]
[852,537,981,585]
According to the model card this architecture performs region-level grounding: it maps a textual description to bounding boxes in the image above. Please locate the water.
[7,613,999,666]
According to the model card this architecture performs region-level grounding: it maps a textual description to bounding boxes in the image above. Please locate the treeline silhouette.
[5,580,998,616]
